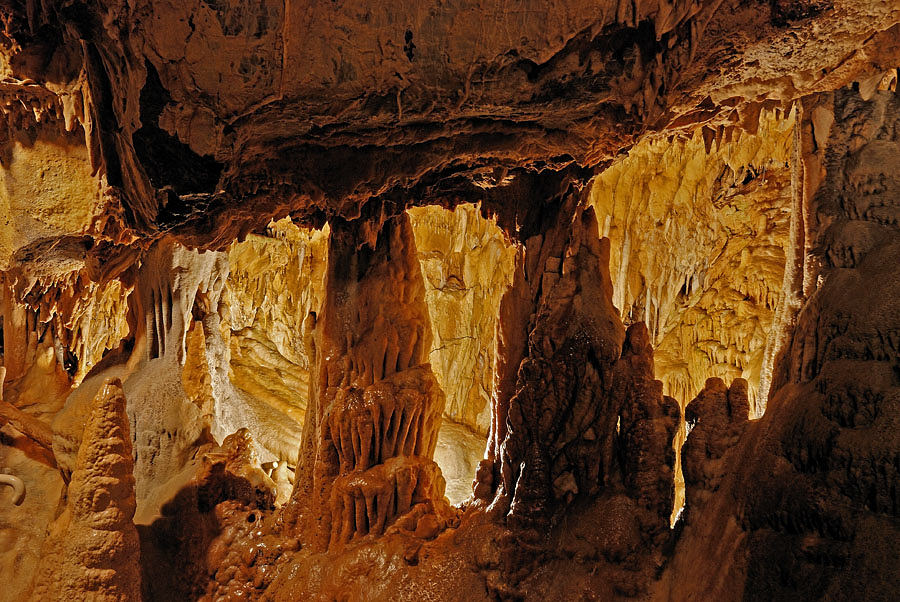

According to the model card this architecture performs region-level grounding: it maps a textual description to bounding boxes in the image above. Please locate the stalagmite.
[285,213,453,551]
[476,189,680,597]
[681,377,749,517]
[32,378,141,601]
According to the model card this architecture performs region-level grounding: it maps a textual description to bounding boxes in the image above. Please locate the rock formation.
[32,378,141,602]
[590,110,795,416]
[285,212,454,551]
[658,84,900,602]
[0,1,898,600]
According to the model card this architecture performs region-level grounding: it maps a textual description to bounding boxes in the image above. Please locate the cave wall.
[659,85,900,602]
[0,0,899,600]
[590,109,795,416]
[222,219,329,463]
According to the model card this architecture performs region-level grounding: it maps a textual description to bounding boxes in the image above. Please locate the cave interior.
[0,1,899,600]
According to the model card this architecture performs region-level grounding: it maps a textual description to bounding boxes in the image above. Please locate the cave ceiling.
[2,0,898,256]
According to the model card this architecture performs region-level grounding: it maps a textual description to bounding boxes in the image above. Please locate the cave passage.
[0,2,898,600]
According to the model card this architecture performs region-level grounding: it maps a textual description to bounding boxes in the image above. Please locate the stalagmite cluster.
[0,0,898,600]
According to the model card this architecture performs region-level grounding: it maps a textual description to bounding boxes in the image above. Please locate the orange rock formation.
[0,1,898,600]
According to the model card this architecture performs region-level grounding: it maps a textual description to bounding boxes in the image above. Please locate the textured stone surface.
[1,0,897,251]
[410,203,516,435]
[0,1,899,600]
[589,108,795,517]
[219,206,511,501]
[658,87,900,602]
[590,109,794,415]
[33,378,141,602]
[223,219,328,428]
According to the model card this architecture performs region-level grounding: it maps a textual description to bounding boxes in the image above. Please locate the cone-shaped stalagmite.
[32,378,141,601]
[485,200,679,530]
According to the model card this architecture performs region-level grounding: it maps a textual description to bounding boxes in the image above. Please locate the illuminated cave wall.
[589,109,795,517]
[221,205,515,504]
[590,109,794,414]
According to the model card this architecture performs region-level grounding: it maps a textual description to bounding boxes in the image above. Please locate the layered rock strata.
[2,0,897,250]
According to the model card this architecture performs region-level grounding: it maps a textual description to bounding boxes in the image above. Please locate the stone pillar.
[33,378,142,601]
[480,191,679,534]
[286,213,452,550]
[681,377,749,520]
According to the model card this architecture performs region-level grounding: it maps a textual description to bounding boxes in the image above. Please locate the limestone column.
[286,212,451,550]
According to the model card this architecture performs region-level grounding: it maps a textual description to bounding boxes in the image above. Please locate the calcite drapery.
[51,239,228,506]
[589,109,794,416]
[32,378,141,602]
[661,87,900,601]
[287,212,451,550]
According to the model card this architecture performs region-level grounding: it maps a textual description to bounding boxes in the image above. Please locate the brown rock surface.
[0,1,899,600]
[32,378,141,602]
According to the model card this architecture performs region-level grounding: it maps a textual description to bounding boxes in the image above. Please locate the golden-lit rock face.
[224,220,329,427]
[589,109,795,519]
[590,109,794,414]
[658,86,900,602]
[1,1,900,600]
[409,204,516,435]
[0,266,130,412]
[0,132,108,271]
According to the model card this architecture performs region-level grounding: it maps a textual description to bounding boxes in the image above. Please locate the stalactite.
[590,109,794,418]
